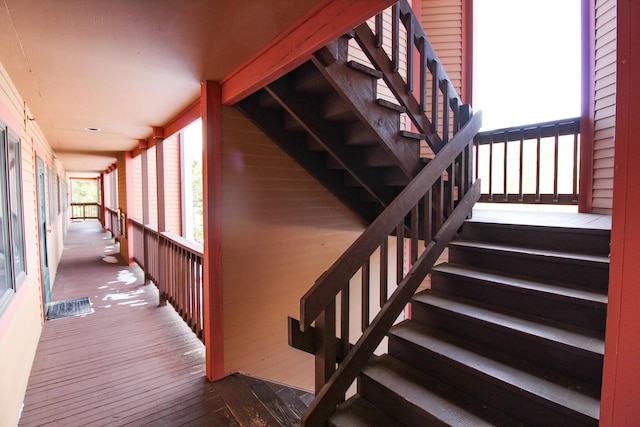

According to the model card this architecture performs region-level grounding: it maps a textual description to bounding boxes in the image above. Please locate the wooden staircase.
[330,220,609,426]
[237,36,424,224]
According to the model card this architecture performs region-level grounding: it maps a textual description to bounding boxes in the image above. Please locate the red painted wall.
[600,0,640,424]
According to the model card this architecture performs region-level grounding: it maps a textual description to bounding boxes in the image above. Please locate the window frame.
[0,120,28,314]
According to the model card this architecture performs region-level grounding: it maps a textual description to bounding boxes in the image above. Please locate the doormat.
[46,297,93,320]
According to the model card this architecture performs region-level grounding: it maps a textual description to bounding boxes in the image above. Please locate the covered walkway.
[19,220,311,426]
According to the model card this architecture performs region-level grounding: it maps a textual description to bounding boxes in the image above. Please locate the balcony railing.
[105,207,120,239]
[131,218,204,342]
[70,202,101,221]
[474,117,580,204]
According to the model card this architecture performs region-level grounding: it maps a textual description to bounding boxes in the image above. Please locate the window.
[0,121,27,313]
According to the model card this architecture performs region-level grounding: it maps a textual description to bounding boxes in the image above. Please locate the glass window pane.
[0,128,11,300]
[8,131,26,280]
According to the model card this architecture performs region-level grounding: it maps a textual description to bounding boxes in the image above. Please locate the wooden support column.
[117,152,135,265]
[100,172,107,228]
[600,1,640,424]
[139,140,151,285]
[154,128,167,305]
[202,81,224,381]
[154,128,166,232]
[578,0,595,213]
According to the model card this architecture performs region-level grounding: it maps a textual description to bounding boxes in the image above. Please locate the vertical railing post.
[315,301,336,394]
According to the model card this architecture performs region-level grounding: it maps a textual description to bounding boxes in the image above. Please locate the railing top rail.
[300,111,482,330]
[160,231,204,256]
[476,117,580,145]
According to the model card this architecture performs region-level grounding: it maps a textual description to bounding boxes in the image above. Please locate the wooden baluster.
[424,189,433,244]
[573,132,579,202]
[406,16,414,94]
[341,284,350,360]
[361,260,370,331]
[503,140,508,202]
[315,301,336,394]
[441,81,450,143]
[392,3,400,73]
[554,124,560,203]
[446,163,455,216]
[452,98,460,135]
[196,258,203,339]
[430,60,439,134]
[411,206,419,264]
[519,130,524,202]
[419,37,427,113]
[380,238,388,307]
[433,177,444,230]
[536,128,541,202]
[375,13,383,47]
[396,223,405,283]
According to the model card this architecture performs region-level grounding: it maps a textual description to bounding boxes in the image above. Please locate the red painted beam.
[201,81,225,381]
[600,1,640,425]
[221,0,396,105]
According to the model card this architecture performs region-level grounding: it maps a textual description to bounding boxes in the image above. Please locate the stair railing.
[353,0,464,154]
[290,110,482,426]
[474,117,581,204]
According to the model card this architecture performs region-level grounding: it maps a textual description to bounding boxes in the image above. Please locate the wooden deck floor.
[19,220,312,427]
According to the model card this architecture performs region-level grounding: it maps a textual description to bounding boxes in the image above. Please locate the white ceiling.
[0,0,321,176]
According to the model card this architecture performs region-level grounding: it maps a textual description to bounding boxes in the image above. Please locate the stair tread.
[451,240,610,265]
[390,321,601,421]
[329,395,404,427]
[433,262,608,304]
[362,355,526,426]
[412,291,605,356]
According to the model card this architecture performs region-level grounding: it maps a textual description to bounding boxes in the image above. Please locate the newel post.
[314,301,337,394]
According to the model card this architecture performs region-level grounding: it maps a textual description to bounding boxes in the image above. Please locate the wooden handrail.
[300,112,481,331]
[297,111,482,425]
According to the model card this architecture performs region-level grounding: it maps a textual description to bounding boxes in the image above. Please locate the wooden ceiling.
[0,0,322,176]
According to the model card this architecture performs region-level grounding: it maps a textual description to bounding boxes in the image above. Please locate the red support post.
[201,81,225,381]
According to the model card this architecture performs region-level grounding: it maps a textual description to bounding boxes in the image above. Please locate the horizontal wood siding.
[221,106,368,391]
[419,0,463,157]
[0,60,64,426]
[592,0,616,214]
[163,134,181,234]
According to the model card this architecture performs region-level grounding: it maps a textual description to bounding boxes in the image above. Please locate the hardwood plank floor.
[19,220,312,427]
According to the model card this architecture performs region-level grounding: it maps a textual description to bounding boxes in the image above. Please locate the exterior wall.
[162,134,182,234]
[0,61,66,426]
[220,106,367,390]
[591,0,616,214]
[419,0,464,98]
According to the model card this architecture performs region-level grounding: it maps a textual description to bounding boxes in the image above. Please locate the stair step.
[304,134,325,152]
[343,121,379,146]
[431,263,607,333]
[322,92,360,121]
[329,395,404,427]
[400,129,426,140]
[293,62,335,94]
[359,355,526,427]
[389,321,600,427]
[383,168,411,187]
[460,221,611,257]
[449,240,610,290]
[411,291,604,385]
[364,146,400,168]
[282,111,305,132]
[257,91,281,109]
[348,60,383,79]
[377,98,406,113]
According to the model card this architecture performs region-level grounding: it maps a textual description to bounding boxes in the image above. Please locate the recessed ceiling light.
[84,127,101,132]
